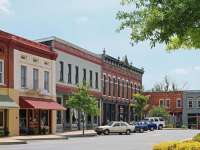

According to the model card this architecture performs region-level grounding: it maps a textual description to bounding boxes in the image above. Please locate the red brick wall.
[144,91,183,113]
[102,60,142,103]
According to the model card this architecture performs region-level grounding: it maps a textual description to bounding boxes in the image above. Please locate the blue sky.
[0,0,199,90]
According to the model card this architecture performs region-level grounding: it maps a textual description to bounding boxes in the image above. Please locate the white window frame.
[21,65,27,88]
[188,98,193,108]
[0,110,4,129]
[0,60,4,85]
[44,71,50,93]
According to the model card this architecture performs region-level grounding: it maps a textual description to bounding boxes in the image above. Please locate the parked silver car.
[95,121,135,135]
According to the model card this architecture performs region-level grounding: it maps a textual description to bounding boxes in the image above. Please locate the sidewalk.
[0,130,97,145]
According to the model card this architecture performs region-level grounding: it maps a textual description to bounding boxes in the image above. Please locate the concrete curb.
[163,128,188,130]
[0,133,96,145]
[0,140,27,145]
[65,133,97,138]
[17,136,68,141]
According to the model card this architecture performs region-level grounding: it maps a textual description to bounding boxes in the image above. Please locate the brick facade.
[144,91,183,126]
[101,52,144,124]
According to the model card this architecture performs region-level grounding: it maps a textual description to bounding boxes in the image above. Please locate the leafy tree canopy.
[133,93,149,119]
[117,0,200,50]
[67,84,99,116]
[148,106,170,120]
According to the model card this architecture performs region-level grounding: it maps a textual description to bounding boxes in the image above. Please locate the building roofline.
[36,36,101,59]
[102,54,144,74]
[0,30,57,60]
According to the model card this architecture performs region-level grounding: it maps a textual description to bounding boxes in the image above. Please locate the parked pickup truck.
[144,117,165,130]
[133,122,148,133]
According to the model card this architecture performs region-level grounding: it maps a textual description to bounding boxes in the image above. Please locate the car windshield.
[106,121,114,126]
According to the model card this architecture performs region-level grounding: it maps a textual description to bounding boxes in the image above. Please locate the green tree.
[133,93,149,120]
[116,0,200,50]
[148,106,170,121]
[67,84,99,136]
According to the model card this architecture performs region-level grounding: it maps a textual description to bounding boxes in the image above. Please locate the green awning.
[0,95,19,108]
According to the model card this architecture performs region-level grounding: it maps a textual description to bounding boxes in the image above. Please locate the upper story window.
[0,60,4,84]
[33,68,39,90]
[126,82,129,99]
[103,75,106,95]
[44,71,49,92]
[118,79,120,97]
[21,65,27,88]
[134,84,137,93]
[130,83,133,99]
[89,70,93,88]
[75,66,79,85]
[83,68,86,85]
[95,72,98,89]
[113,77,116,97]
[165,99,170,108]
[59,61,64,81]
[122,80,125,98]
[108,76,111,96]
[176,99,182,108]
[159,99,164,107]
[188,99,193,108]
[198,99,200,108]
[68,64,72,84]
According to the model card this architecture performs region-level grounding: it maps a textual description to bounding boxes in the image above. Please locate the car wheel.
[97,132,102,135]
[150,127,154,131]
[119,132,122,135]
[104,129,110,135]
[158,125,163,130]
[126,129,131,135]
[140,128,144,133]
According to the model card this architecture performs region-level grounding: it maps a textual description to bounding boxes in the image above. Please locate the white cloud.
[0,0,11,15]
[173,68,189,75]
[75,16,89,24]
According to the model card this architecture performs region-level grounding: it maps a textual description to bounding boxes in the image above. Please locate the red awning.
[20,97,66,110]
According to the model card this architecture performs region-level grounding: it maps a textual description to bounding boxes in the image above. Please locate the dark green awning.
[0,95,19,108]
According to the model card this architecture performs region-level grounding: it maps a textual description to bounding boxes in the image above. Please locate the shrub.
[193,133,200,142]
[153,140,200,150]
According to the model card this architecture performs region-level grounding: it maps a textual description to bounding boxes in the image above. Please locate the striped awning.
[0,95,19,108]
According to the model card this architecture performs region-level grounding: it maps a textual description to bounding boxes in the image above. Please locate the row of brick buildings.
[0,30,144,136]
[144,91,200,129]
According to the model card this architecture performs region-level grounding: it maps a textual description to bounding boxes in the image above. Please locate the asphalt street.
[1,130,199,150]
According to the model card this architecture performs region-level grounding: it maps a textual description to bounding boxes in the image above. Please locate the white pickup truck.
[144,117,165,130]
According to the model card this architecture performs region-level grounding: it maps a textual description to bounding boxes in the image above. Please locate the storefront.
[187,113,200,129]
[19,96,65,135]
[102,102,116,125]
[0,95,19,136]
[118,104,129,122]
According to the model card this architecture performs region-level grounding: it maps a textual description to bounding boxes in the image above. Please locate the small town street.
[1,130,199,150]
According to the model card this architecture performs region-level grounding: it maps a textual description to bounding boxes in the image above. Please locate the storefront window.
[41,110,49,126]
[19,110,27,128]
[57,97,62,124]
[0,110,4,128]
